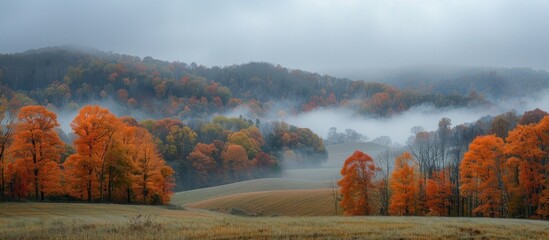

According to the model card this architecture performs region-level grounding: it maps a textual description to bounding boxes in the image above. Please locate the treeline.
[0,46,484,118]
[339,109,549,219]
[384,67,549,99]
[140,116,327,190]
[0,96,328,195]
[0,100,174,204]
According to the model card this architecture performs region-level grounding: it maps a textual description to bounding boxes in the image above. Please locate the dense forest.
[1,47,548,215]
[0,46,495,119]
[340,108,549,219]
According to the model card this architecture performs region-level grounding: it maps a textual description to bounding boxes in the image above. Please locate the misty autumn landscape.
[1,1,549,239]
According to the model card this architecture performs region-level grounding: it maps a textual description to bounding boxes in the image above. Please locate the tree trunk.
[87,179,92,203]
[99,137,112,203]
[34,169,39,201]
[107,167,113,202]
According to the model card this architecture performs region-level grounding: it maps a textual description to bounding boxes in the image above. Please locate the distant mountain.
[375,67,549,99]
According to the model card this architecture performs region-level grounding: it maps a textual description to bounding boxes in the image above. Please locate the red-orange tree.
[460,135,507,217]
[130,127,174,204]
[389,152,419,216]
[66,105,119,202]
[338,150,379,215]
[505,116,548,218]
[222,144,249,183]
[425,170,453,216]
[187,143,217,187]
[10,106,64,200]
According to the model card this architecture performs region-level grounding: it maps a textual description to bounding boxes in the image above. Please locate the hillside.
[187,189,338,216]
[0,46,488,119]
[171,178,328,205]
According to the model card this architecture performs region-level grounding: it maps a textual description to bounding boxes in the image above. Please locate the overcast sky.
[1,0,549,77]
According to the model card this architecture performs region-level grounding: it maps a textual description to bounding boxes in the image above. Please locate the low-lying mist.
[282,89,549,145]
[54,89,549,148]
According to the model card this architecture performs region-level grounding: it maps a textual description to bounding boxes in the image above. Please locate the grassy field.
[2,143,547,239]
[188,189,340,216]
[1,202,548,239]
[172,178,328,205]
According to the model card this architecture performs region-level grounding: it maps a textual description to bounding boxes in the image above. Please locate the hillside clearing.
[1,203,548,239]
[172,178,327,205]
[187,189,340,216]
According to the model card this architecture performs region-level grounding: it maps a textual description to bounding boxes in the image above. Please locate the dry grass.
[1,202,548,239]
[172,178,327,205]
[188,189,340,216]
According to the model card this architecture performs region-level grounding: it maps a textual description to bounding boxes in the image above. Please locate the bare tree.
[0,96,17,201]
[376,149,394,215]
[329,178,340,215]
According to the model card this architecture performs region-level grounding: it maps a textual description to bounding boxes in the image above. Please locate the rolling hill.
[187,189,339,216]
[171,178,328,206]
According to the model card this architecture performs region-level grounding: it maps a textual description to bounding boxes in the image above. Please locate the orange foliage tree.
[460,135,507,217]
[425,170,453,216]
[65,105,174,204]
[131,128,174,204]
[10,106,64,200]
[222,144,249,183]
[187,143,217,187]
[65,105,119,202]
[338,150,379,215]
[505,116,548,218]
[389,152,420,216]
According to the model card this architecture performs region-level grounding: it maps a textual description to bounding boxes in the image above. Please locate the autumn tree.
[338,151,379,215]
[187,143,217,187]
[10,106,64,200]
[425,170,453,216]
[66,105,119,202]
[165,125,197,189]
[131,128,174,204]
[389,152,420,216]
[505,116,548,218]
[222,144,249,183]
[518,108,548,126]
[460,135,507,217]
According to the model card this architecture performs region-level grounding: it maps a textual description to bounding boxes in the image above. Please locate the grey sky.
[1,0,549,77]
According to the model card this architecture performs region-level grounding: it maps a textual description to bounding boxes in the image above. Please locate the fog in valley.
[284,89,549,145]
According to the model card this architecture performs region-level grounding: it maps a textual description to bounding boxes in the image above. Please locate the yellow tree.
[11,106,63,200]
[389,152,420,216]
[338,150,379,215]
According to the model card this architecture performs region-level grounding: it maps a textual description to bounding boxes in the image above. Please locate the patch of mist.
[55,98,153,134]
[279,88,549,145]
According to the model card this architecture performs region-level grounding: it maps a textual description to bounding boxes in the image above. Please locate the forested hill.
[377,67,549,99]
[0,46,488,119]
